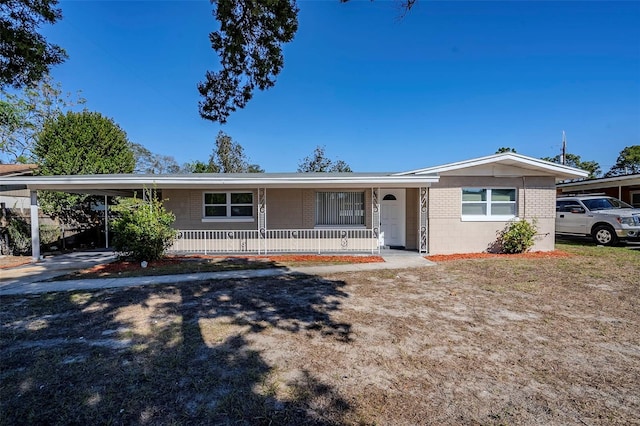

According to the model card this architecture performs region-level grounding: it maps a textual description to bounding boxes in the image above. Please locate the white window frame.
[315,191,366,228]
[461,187,517,222]
[202,191,254,222]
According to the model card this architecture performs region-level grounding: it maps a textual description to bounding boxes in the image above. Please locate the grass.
[0,241,638,425]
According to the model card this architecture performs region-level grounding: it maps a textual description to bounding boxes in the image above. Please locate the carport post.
[30,190,40,261]
[104,195,109,248]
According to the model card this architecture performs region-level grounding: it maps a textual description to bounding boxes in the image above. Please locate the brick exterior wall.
[162,176,557,255]
[427,176,557,255]
[163,188,373,231]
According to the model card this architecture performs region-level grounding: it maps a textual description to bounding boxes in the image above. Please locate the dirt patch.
[0,255,32,269]
[0,243,638,424]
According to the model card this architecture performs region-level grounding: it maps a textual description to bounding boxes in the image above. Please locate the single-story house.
[0,164,37,212]
[0,153,587,260]
[557,173,640,208]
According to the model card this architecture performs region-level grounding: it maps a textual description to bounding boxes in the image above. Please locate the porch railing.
[168,228,379,255]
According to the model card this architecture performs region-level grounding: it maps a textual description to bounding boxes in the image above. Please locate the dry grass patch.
[1,243,638,425]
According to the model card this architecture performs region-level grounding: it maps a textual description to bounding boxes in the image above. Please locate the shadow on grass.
[0,268,354,425]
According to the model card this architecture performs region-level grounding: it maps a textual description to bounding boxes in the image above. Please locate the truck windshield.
[582,198,633,211]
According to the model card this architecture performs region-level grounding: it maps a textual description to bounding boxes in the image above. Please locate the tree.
[198,0,298,124]
[541,153,601,179]
[1,75,84,163]
[605,145,640,177]
[34,111,135,224]
[130,142,181,174]
[1,0,67,89]
[199,0,416,124]
[182,160,211,174]
[297,146,352,172]
[496,147,517,154]
[189,131,263,173]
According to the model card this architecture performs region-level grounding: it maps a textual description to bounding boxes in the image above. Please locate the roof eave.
[3,174,440,191]
[396,153,589,180]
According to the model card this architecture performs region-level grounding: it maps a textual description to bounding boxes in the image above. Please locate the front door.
[381,189,406,248]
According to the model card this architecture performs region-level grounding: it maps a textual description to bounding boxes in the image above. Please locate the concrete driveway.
[0,250,117,292]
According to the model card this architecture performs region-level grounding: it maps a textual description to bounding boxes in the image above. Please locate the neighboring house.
[0,164,37,212]
[557,174,640,208]
[0,153,587,260]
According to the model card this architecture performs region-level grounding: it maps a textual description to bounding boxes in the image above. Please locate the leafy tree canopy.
[198,0,298,124]
[0,75,84,163]
[199,0,416,123]
[182,159,211,174]
[130,142,181,174]
[496,147,517,154]
[1,0,67,89]
[605,145,640,177]
[297,145,352,173]
[34,110,135,224]
[541,153,601,180]
[189,131,263,173]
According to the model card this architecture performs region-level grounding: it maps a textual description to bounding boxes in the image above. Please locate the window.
[316,191,365,226]
[556,200,583,213]
[203,192,253,220]
[632,191,640,208]
[462,188,516,220]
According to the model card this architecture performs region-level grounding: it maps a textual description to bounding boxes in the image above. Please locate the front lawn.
[0,242,638,425]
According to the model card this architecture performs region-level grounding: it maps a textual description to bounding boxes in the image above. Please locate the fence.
[169,228,379,255]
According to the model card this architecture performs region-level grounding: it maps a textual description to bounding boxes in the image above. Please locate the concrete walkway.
[0,250,434,296]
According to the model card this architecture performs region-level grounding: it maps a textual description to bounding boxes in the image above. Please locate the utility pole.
[561,131,567,165]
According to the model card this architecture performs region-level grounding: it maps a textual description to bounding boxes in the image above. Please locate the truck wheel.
[592,225,619,246]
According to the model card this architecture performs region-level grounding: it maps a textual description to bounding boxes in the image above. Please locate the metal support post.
[419,187,428,254]
[30,191,40,261]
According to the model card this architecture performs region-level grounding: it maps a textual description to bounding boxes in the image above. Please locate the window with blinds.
[315,191,365,226]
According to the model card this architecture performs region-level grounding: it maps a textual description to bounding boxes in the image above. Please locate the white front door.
[381,189,406,248]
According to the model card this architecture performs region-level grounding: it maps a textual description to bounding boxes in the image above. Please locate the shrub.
[40,224,61,247]
[3,218,60,255]
[6,217,31,255]
[500,218,538,254]
[111,190,177,262]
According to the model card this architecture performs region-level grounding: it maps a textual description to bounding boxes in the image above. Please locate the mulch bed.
[426,250,572,262]
[79,254,384,276]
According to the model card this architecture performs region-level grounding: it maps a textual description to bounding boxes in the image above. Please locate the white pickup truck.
[556,195,640,246]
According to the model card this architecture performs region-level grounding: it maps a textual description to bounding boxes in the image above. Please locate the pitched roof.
[395,153,588,181]
[0,164,37,177]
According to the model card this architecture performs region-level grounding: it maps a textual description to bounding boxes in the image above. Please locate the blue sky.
[42,0,640,173]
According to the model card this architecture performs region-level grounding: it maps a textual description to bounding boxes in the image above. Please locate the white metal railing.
[169,228,379,255]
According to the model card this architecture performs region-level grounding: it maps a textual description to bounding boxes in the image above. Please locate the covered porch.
[7,173,438,260]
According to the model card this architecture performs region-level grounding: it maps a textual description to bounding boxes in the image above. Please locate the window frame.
[315,191,366,227]
[461,187,517,221]
[202,191,254,222]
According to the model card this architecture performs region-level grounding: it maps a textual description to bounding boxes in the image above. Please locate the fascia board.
[2,175,439,190]
[557,174,640,188]
[396,153,588,179]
